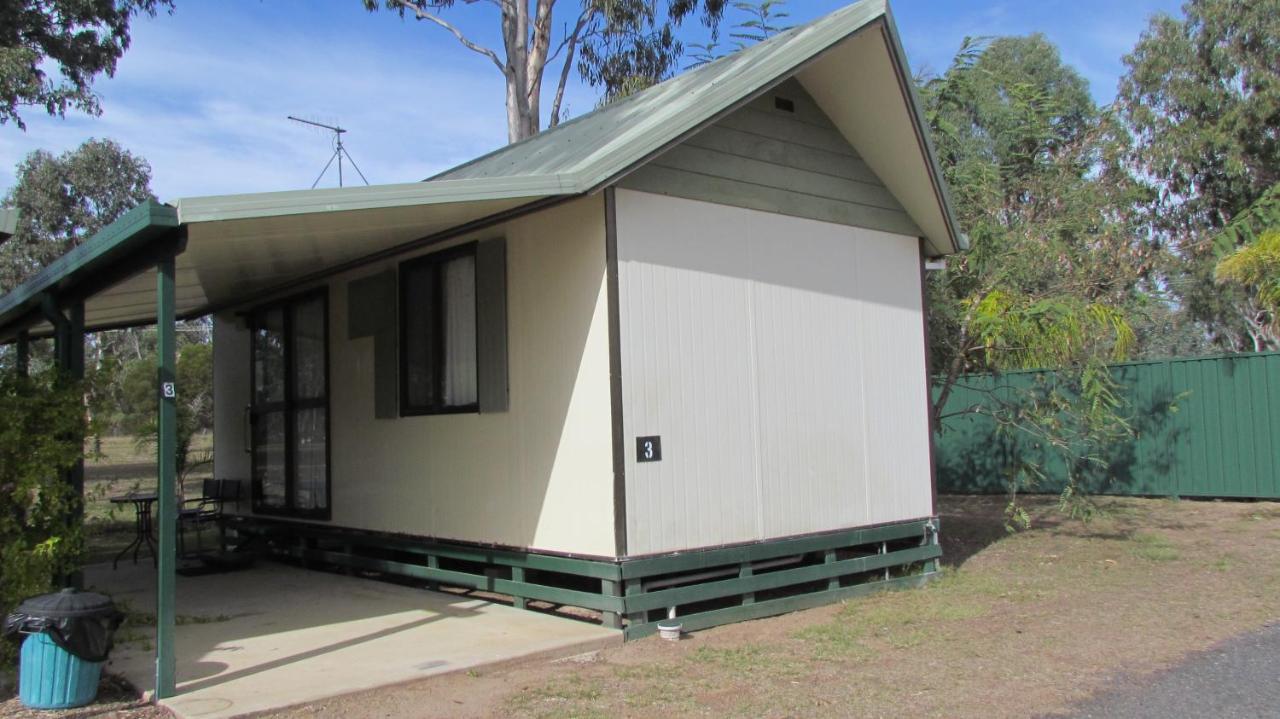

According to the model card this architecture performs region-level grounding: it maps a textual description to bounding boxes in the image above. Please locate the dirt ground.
[0,674,165,719]
[4,494,1278,718]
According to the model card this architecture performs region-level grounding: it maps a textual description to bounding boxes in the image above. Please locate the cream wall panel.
[854,234,934,526]
[218,196,616,557]
[616,189,932,556]
[212,313,251,487]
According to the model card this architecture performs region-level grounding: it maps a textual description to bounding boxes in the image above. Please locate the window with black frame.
[400,243,479,415]
[249,290,329,518]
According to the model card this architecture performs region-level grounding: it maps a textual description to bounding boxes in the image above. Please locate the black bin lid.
[16,588,117,619]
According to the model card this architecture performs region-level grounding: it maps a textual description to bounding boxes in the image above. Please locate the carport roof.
[0,0,961,341]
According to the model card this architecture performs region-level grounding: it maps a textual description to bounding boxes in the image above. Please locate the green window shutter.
[347,270,398,419]
[476,237,508,413]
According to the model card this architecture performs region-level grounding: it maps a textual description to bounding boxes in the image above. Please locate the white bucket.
[657,620,682,641]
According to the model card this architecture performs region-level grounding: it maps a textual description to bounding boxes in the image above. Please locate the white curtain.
[442,255,478,406]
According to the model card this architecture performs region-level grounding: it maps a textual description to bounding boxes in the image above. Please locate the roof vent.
[774,97,795,113]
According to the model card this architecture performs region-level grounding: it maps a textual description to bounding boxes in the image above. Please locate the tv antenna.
[288,116,370,189]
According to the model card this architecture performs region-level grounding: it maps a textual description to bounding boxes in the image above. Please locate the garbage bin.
[3,588,125,710]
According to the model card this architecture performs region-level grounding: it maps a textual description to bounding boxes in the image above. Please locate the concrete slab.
[85,561,620,719]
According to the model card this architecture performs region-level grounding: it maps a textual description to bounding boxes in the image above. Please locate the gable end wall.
[617,77,922,238]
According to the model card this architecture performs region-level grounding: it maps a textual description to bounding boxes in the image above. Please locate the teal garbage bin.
[3,589,124,710]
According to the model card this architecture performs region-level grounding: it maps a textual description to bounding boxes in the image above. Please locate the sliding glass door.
[250,291,330,518]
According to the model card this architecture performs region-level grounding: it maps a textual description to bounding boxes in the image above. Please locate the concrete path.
[1063,623,1280,718]
[85,561,619,719]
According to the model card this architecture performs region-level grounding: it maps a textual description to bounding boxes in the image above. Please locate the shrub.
[0,368,87,665]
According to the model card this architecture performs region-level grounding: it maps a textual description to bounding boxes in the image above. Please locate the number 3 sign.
[636,436,662,462]
[161,382,176,399]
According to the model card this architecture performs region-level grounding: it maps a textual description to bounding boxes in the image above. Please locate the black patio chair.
[178,479,242,558]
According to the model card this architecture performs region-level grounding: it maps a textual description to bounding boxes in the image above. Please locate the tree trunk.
[500,0,538,143]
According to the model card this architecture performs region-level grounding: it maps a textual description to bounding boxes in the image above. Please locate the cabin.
[0,0,962,657]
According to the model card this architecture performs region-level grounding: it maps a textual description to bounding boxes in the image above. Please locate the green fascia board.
[176,174,573,224]
[0,208,17,240]
[0,200,179,336]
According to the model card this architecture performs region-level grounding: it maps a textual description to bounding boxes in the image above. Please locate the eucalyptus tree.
[1,138,155,293]
[363,0,726,141]
[1118,0,1280,351]
[688,0,789,69]
[1,0,174,129]
[0,139,163,430]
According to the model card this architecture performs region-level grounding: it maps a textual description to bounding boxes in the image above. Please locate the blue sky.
[0,0,1183,201]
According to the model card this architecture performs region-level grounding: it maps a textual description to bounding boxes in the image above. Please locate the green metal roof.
[430,0,960,253]
[435,0,888,185]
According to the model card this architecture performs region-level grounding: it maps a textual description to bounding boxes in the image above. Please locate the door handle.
[243,405,253,454]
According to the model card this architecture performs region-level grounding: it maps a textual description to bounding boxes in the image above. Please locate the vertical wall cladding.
[615,189,933,556]
[214,197,618,557]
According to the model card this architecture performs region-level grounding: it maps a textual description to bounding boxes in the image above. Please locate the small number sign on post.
[636,436,662,463]
[161,382,176,399]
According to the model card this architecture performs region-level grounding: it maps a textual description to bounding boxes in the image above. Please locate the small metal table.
[110,492,159,569]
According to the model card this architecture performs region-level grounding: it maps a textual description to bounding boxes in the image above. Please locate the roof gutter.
[176,174,575,224]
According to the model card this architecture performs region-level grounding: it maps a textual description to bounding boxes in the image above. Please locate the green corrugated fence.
[934,351,1280,499]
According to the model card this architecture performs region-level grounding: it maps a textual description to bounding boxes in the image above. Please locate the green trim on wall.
[625,573,933,640]
[624,543,938,613]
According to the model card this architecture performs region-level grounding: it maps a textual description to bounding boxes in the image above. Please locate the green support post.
[155,255,177,700]
[740,564,755,605]
[42,298,87,588]
[15,331,29,376]
[67,302,85,589]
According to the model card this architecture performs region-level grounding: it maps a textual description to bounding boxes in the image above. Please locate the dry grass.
[271,495,1280,719]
